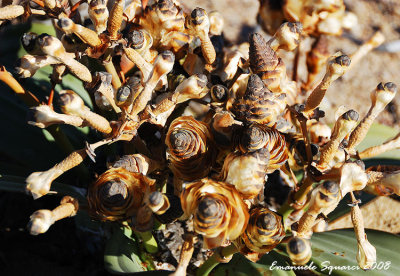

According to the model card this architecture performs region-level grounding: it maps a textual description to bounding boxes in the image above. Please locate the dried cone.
[220,149,270,199]
[231,74,288,132]
[241,207,285,254]
[347,82,397,153]
[359,132,400,159]
[181,178,249,249]
[185,7,216,64]
[249,33,289,93]
[57,18,102,48]
[304,53,351,114]
[317,109,359,170]
[112,154,157,175]
[88,167,155,221]
[36,34,92,83]
[287,236,312,266]
[28,196,79,235]
[107,0,125,40]
[350,193,376,270]
[59,90,112,134]
[26,149,86,199]
[165,116,215,183]
[237,123,288,172]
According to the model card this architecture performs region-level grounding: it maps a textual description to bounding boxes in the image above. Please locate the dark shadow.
[237,24,259,44]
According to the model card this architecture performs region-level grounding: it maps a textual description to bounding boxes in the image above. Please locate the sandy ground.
[329,196,400,234]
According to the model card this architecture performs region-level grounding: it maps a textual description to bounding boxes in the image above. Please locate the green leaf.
[309,229,400,275]
[363,158,400,168]
[104,225,147,274]
[213,250,295,276]
[0,84,66,173]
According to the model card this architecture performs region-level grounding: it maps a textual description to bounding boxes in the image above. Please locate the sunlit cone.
[181,178,249,249]
[268,22,302,52]
[297,181,340,237]
[230,74,288,131]
[220,149,270,199]
[286,236,312,266]
[88,167,155,221]
[165,116,215,185]
[241,207,285,254]
[237,123,288,172]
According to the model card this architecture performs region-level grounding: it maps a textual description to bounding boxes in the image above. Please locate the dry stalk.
[28,196,79,235]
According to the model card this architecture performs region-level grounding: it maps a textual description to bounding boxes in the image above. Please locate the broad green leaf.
[74,209,104,233]
[363,158,400,168]
[104,225,147,274]
[213,250,295,276]
[309,229,400,275]
[0,84,66,173]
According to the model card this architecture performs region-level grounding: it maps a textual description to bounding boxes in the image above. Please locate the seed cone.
[241,207,285,254]
[249,33,289,93]
[186,7,216,64]
[0,5,25,20]
[287,237,312,265]
[107,0,125,40]
[89,0,109,34]
[220,148,270,199]
[88,167,155,221]
[181,178,249,249]
[249,33,279,75]
[165,116,215,184]
[297,181,340,237]
[268,22,302,52]
[237,123,288,172]
[231,74,288,131]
